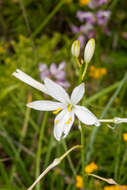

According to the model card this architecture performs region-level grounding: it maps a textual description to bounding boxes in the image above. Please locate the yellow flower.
[80,0,91,5]
[85,162,98,174]
[89,65,95,71]
[123,133,127,142]
[89,66,107,79]
[100,68,107,75]
[76,175,83,188]
[0,46,5,54]
[94,69,101,79]
[104,185,127,190]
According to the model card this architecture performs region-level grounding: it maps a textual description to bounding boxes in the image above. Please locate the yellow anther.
[65,117,72,125]
[53,107,61,115]
[55,120,59,125]
[67,105,72,112]
[66,120,71,125]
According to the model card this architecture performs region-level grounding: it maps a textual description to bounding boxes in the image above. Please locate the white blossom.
[13,69,100,141]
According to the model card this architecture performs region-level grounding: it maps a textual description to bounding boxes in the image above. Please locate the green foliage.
[0,0,127,189]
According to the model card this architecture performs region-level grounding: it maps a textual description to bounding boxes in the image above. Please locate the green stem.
[35,112,48,190]
[75,57,81,68]
[62,140,76,176]
[31,0,65,38]
[81,125,85,189]
[82,62,88,81]
[114,127,122,181]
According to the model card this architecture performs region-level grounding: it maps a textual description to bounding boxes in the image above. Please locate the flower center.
[67,104,73,112]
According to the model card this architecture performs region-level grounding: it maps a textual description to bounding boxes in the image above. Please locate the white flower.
[84,38,95,63]
[13,69,100,141]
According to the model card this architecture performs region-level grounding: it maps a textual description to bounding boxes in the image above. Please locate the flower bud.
[84,38,95,63]
[71,40,80,58]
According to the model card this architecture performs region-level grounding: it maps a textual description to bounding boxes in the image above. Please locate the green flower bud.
[84,38,95,63]
[71,40,80,58]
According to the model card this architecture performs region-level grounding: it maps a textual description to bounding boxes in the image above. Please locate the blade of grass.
[43,134,54,169]
[62,140,76,176]
[31,0,65,38]
[114,126,122,181]
[10,94,39,132]
[35,112,48,190]
[19,0,31,35]
[0,120,32,185]
[84,81,121,106]
[10,92,32,184]
[0,85,18,101]
[86,73,127,163]
[0,161,10,185]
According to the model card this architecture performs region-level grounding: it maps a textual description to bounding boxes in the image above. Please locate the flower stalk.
[81,125,85,189]
[99,117,127,124]
[27,145,82,190]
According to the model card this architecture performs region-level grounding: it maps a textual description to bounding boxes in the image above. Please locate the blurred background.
[0,0,127,189]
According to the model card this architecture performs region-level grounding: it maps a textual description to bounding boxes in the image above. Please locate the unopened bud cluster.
[71,38,95,63]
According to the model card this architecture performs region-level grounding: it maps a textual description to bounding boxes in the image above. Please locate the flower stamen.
[55,120,59,125]
[53,107,61,114]
[66,117,72,125]
[67,105,72,112]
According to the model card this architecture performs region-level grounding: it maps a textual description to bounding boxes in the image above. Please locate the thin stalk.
[31,0,65,38]
[19,0,31,35]
[0,120,32,185]
[35,112,48,190]
[81,125,85,189]
[28,145,82,190]
[62,140,76,176]
[10,94,39,132]
[99,119,114,123]
[114,128,122,181]
[9,93,32,184]
[43,134,54,169]
[82,62,88,81]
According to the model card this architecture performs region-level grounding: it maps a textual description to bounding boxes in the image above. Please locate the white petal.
[13,69,47,94]
[74,105,100,126]
[44,78,70,104]
[71,83,85,104]
[27,100,64,111]
[54,109,67,141]
[63,111,75,139]
[54,109,74,141]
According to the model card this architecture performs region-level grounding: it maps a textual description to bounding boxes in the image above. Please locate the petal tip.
[27,103,31,107]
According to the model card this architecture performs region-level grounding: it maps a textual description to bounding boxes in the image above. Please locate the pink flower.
[88,0,108,9]
[96,10,111,26]
[39,62,70,89]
